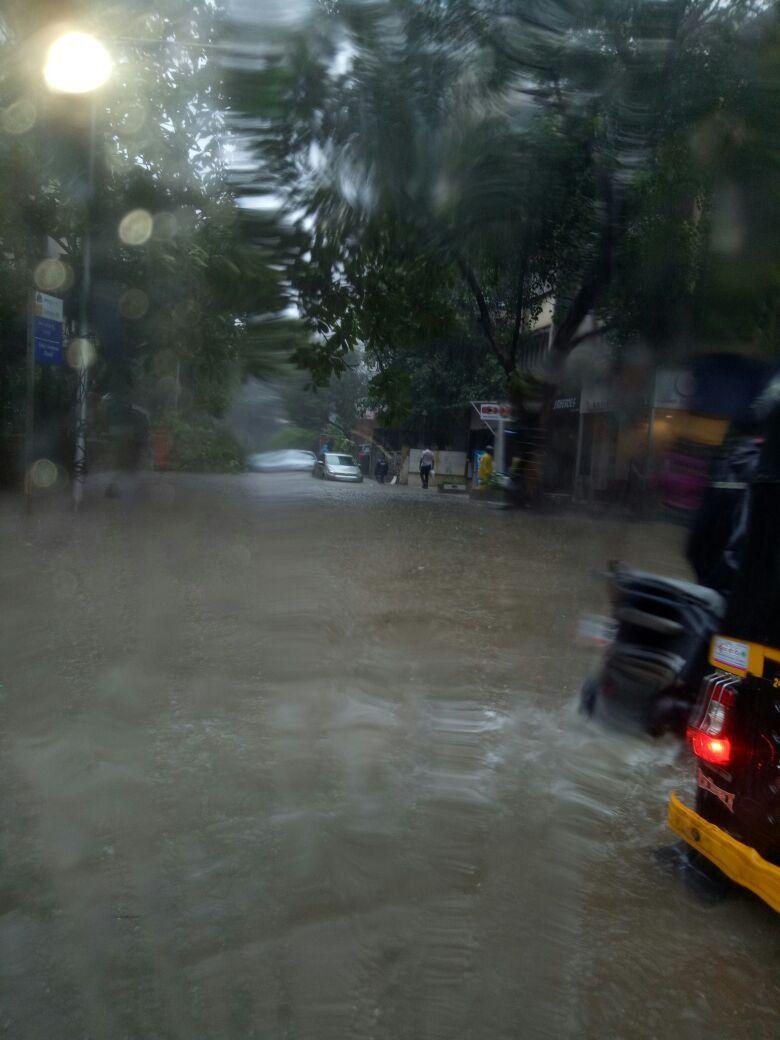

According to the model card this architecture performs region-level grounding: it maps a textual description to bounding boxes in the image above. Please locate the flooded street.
[2,475,778,1039]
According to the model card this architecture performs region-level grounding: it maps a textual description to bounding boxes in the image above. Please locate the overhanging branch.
[455,255,510,373]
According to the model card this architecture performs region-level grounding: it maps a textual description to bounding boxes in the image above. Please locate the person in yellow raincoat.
[477,445,494,487]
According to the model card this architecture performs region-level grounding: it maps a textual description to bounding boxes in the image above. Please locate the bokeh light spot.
[153,211,178,241]
[118,209,153,246]
[2,98,36,134]
[34,258,68,293]
[30,458,58,489]
[66,337,96,369]
[119,287,149,320]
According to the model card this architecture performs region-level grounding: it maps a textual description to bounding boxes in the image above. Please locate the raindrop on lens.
[119,287,149,320]
[2,98,36,134]
[153,212,178,241]
[118,209,153,246]
[30,458,58,489]
[66,337,96,369]
[34,258,68,292]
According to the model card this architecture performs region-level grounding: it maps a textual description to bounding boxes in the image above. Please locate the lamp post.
[43,30,112,510]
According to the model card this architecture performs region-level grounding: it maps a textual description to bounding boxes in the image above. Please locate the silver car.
[313,452,364,482]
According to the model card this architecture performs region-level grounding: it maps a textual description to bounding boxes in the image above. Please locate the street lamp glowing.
[44,32,112,94]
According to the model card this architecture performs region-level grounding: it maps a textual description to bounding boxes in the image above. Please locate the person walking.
[419,447,435,489]
[375,455,389,483]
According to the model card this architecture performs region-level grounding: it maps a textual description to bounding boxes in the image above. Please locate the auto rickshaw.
[668,392,780,913]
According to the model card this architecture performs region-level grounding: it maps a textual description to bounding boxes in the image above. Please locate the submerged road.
[2,473,778,1039]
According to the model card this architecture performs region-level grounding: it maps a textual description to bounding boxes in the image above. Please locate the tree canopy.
[228,0,780,417]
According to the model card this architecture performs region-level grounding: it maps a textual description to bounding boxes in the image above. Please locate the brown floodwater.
[1,474,778,1039]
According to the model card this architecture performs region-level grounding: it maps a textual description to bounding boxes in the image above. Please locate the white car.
[313,452,364,482]
[247,449,317,472]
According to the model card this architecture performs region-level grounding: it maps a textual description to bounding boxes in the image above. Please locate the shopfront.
[575,379,618,500]
[545,392,580,493]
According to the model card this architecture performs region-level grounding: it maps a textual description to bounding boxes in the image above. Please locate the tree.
[0,0,301,480]
[227,0,779,415]
[229,0,590,383]
[271,356,369,451]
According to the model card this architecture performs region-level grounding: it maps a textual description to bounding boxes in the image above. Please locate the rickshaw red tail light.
[687,729,732,766]
[687,672,741,767]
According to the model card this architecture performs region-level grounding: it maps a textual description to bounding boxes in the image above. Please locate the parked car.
[313,452,363,482]
[247,449,316,472]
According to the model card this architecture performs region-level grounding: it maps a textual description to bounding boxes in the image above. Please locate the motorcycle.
[581,565,726,736]
[580,431,761,738]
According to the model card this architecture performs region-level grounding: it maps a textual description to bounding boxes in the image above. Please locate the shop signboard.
[580,380,611,414]
[474,401,515,423]
[552,394,579,412]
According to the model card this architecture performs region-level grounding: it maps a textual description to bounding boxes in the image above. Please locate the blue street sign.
[34,316,64,364]
[32,291,64,365]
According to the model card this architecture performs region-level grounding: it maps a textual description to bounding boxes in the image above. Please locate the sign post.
[495,416,505,475]
[24,293,35,512]
[24,290,64,511]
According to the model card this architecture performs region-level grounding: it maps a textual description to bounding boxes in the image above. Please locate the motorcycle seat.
[615,606,685,635]
[613,567,726,616]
